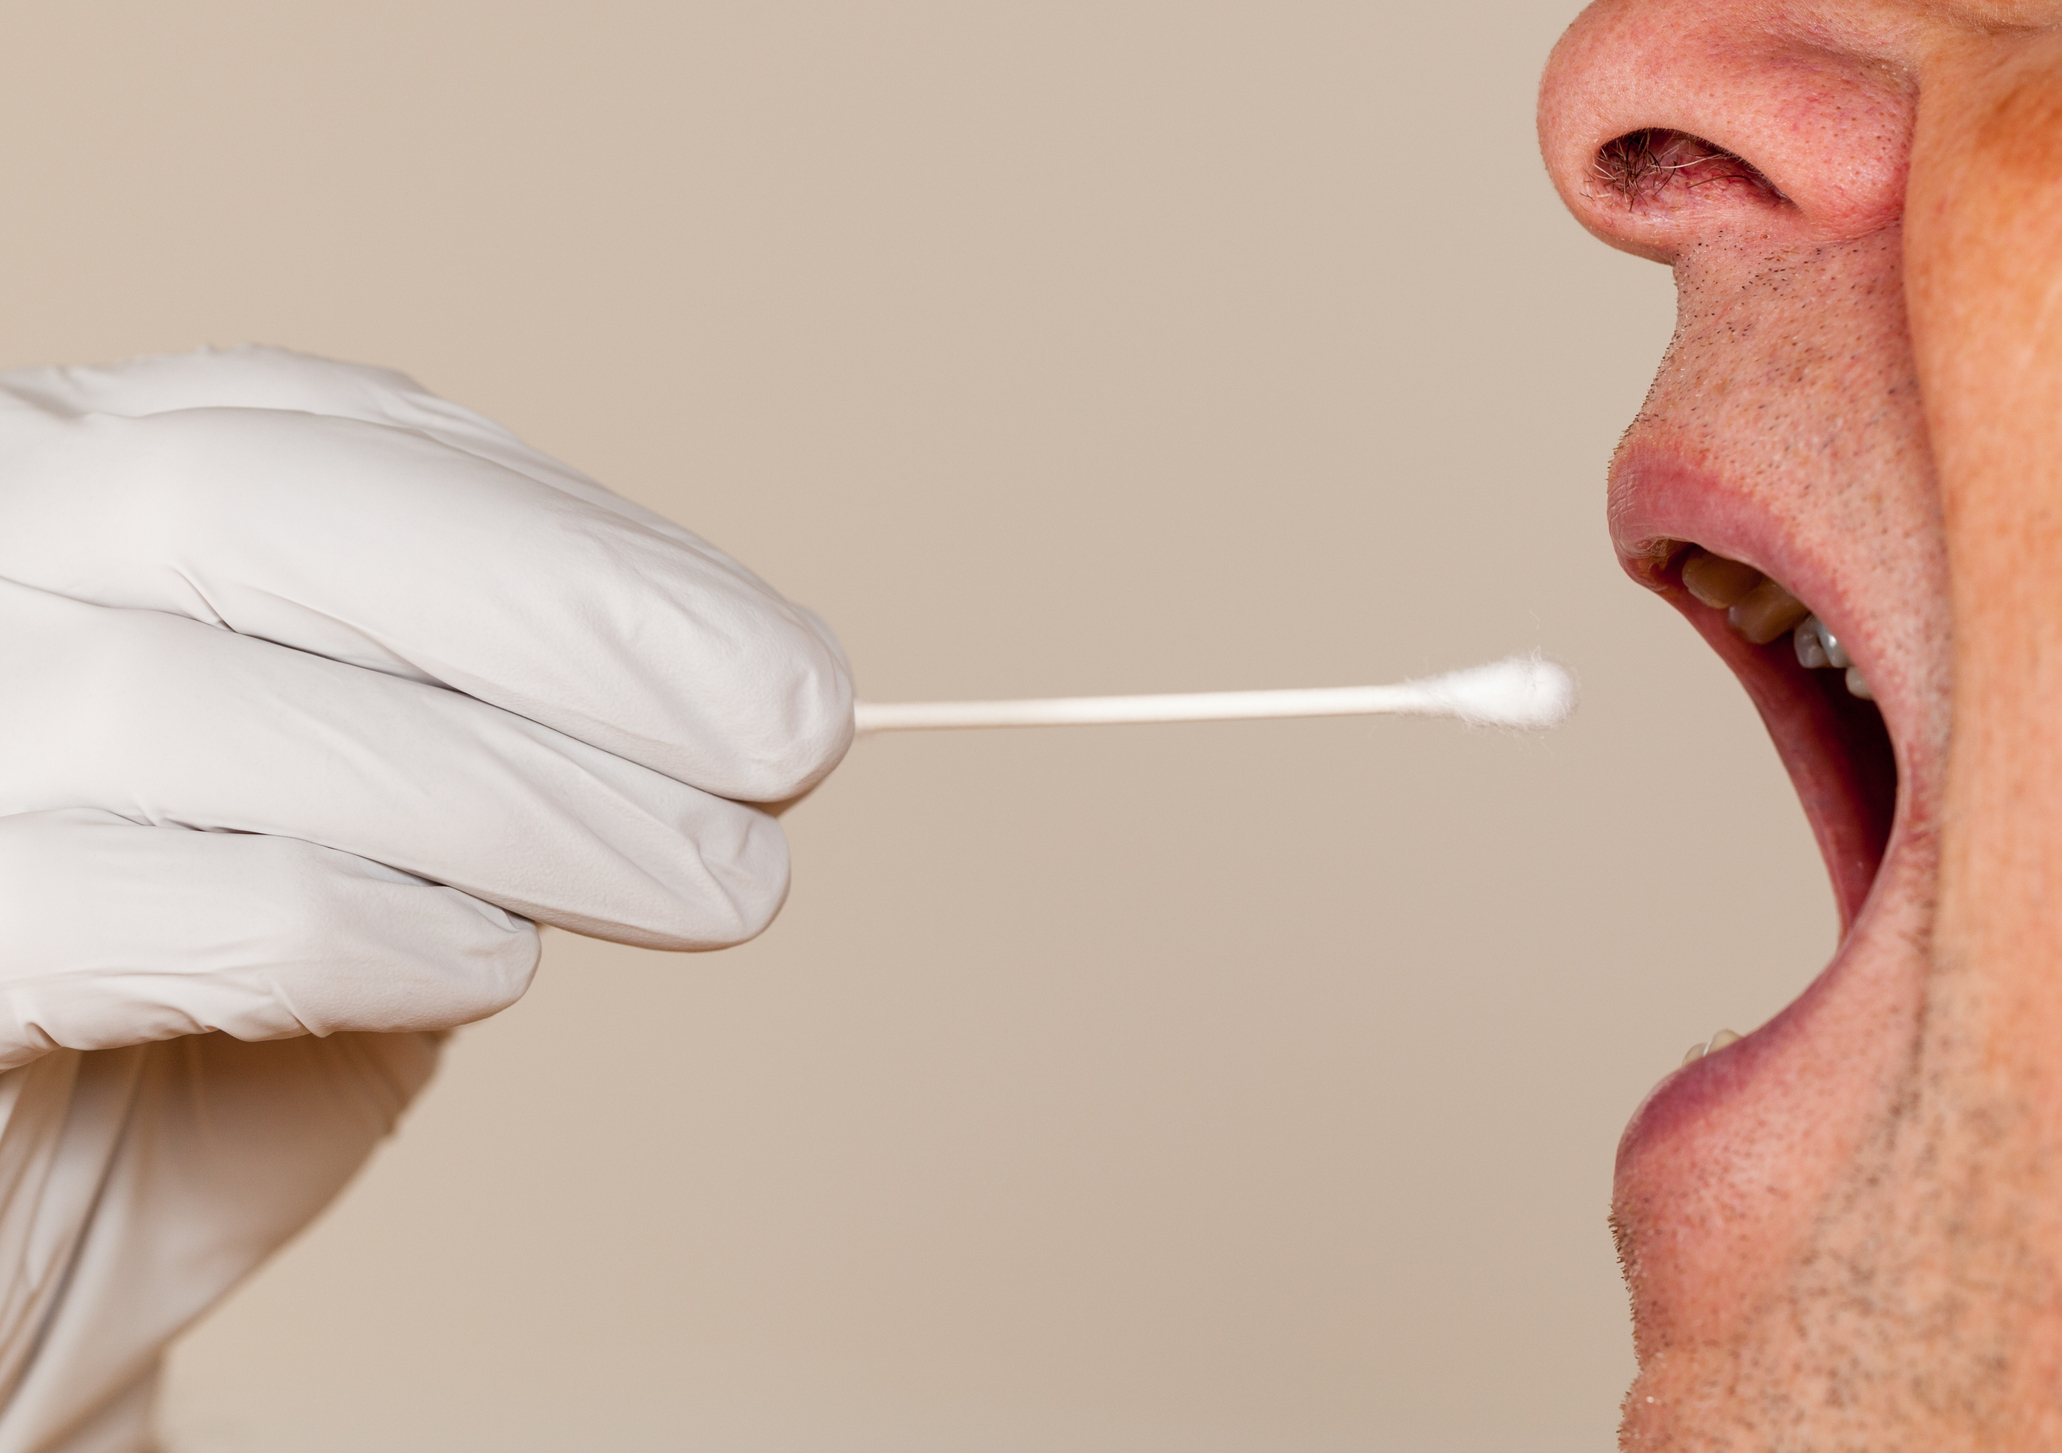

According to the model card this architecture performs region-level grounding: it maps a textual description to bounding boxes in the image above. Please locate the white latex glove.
[0,346,855,1449]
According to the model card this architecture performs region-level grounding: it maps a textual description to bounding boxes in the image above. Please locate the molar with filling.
[1794,615,1875,700]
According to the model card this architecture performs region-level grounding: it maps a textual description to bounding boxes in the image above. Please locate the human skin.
[1540,4,2062,1446]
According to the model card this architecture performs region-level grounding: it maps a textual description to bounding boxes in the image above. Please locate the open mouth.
[1629,540,1900,937]
[1586,382,1966,1376]
[1600,487,1936,1352]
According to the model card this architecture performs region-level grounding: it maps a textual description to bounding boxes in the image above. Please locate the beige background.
[0,3,1831,1450]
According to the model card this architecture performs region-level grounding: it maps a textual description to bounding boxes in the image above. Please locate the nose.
[1537,0,1916,264]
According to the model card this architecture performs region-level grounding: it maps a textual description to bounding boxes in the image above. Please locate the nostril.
[1591,129,1788,211]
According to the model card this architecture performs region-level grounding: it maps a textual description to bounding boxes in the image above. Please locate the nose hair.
[1536,0,1914,264]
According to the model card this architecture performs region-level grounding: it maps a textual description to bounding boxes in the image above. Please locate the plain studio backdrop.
[0,4,1829,1450]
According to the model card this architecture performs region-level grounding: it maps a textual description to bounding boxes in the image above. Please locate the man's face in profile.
[1540,2,2062,1445]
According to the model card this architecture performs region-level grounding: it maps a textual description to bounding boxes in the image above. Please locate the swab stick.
[853,653,1575,736]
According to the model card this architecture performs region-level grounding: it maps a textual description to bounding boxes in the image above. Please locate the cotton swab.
[853,653,1575,737]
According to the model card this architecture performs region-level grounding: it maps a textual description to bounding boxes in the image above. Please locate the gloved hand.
[0,346,854,1449]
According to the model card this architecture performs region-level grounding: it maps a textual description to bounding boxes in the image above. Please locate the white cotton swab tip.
[852,653,1576,737]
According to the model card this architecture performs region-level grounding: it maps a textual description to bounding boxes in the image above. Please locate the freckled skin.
[1542,3,2062,1447]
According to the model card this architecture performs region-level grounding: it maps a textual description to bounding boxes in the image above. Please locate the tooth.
[1681,1042,1708,1066]
[1845,666,1874,700]
[1815,617,1851,669]
[1728,578,1811,644]
[1794,616,1831,669]
[1707,1029,1741,1051]
[1680,549,1763,609]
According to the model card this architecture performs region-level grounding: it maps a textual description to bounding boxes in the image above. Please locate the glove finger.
[0,809,537,1071]
[0,347,852,802]
[0,345,666,526]
[0,580,789,949]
